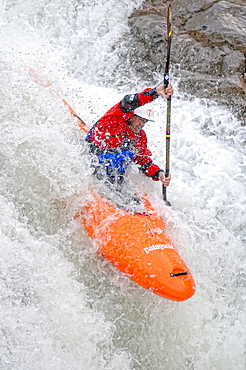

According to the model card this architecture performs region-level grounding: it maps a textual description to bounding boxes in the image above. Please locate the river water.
[0,1,245,369]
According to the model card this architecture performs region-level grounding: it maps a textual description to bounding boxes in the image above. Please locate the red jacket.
[86,87,163,180]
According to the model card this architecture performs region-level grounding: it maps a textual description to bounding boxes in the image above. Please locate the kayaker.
[86,83,173,184]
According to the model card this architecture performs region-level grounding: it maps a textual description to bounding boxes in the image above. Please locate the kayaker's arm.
[133,131,170,186]
[120,83,173,113]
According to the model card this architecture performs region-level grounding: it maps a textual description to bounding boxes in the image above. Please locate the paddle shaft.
[162,4,172,206]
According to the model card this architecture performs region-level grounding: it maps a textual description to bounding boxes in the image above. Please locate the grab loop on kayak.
[170,272,189,277]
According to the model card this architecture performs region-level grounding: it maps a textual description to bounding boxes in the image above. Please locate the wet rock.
[129,0,246,123]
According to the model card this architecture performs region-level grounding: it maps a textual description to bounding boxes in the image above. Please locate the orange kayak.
[76,189,195,301]
[69,106,196,300]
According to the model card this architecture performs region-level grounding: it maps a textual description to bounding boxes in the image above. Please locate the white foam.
[0,1,245,369]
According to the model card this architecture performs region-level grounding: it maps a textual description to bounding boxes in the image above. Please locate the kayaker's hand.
[156,84,174,99]
[158,172,171,187]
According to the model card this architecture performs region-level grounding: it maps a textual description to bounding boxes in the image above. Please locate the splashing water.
[0,1,245,369]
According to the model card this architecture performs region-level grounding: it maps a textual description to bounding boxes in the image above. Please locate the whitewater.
[0,1,245,369]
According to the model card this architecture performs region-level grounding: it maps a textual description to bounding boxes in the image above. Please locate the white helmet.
[134,103,154,121]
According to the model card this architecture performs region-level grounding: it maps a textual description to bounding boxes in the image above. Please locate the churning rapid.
[0,1,245,369]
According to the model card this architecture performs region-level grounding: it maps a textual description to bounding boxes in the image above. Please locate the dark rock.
[129,0,246,123]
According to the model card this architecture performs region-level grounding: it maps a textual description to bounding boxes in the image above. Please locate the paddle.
[162,4,172,206]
